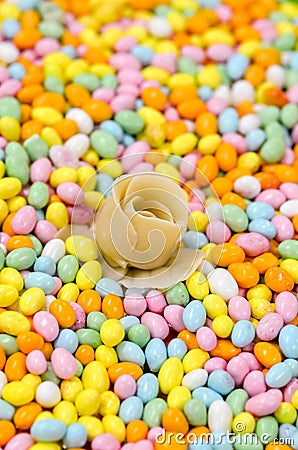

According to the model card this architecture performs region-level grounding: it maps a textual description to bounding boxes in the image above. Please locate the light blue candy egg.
[192,387,223,408]
[95,278,123,297]
[199,86,213,101]
[279,325,298,358]
[184,231,209,249]
[120,315,140,333]
[290,431,298,450]
[35,209,45,221]
[119,396,144,424]
[96,173,113,197]
[207,370,235,395]
[290,52,298,70]
[279,423,297,440]
[284,359,298,378]
[248,218,276,239]
[246,128,266,151]
[54,329,79,354]
[24,272,56,294]
[212,431,233,450]
[63,422,87,448]
[134,99,144,110]
[131,46,155,66]
[183,300,206,332]
[227,54,249,80]
[0,399,15,420]
[60,45,76,59]
[167,338,188,360]
[1,19,21,38]
[34,256,56,276]
[231,320,255,347]
[31,419,66,442]
[117,341,145,366]
[8,63,26,80]
[123,134,135,147]
[265,362,292,388]
[246,201,275,220]
[100,120,124,142]
[145,338,167,372]
[188,440,213,450]
[137,373,159,403]
[218,108,239,134]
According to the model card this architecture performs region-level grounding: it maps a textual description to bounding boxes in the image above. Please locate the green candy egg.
[75,359,83,377]
[76,329,101,348]
[259,106,279,126]
[285,69,298,89]
[184,399,207,426]
[6,248,37,270]
[44,76,64,95]
[41,362,61,384]
[223,204,248,232]
[280,104,298,129]
[115,110,145,135]
[5,142,29,163]
[74,73,101,92]
[27,235,43,257]
[128,324,150,348]
[57,255,79,283]
[101,74,118,90]
[166,282,190,306]
[0,97,21,121]
[275,32,296,51]
[226,389,249,416]
[5,157,29,185]
[0,248,5,271]
[24,135,49,161]
[91,130,118,158]
[278,240,298,260]
[87,312,107,331]
[255,416,278,444]
[143,398,168,428]
[0,334,18,356]
[38,20,64,39]
[260,138,285,164]
[178,57,198,76]
[28,182,50,209]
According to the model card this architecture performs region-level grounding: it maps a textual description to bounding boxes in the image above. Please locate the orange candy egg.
[212,243,245,267]
[13,402,42,430]
[215,143,238,172]
[228,262,260,288]
[254,342,282,368]
[4,352,27,381]
[162,408,189,435]
[49,299,76,327]
[82,99,113,122]
[195,112,217,137]
[141,87,167,111]
[264,267,294,293]
[16,331,44,354]
[169,86,198,106]
[196,155,218,185]
[210,340,241,361]
[164,121,188,141]
[77,290,101,314]
[0,345,6,371]
[53,119,78,140]
[101,294,124,319]
[252,253,279,274]
[65,84,91,107]
[0,421,16,447]
[108,362,143,383]
[75,344,95,365]
[126,420,149,443]
[177,330,199,350]
[6,236,34,252]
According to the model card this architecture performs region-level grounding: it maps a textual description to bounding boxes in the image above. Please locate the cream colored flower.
[57,173,204,289]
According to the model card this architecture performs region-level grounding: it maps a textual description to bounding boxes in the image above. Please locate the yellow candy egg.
[46,202,69,229]
[7,196,26,213]
[82,361,110,393]
[2,381,34,406]
[32,108,63,126]
[53,401,78,425]
[183,349,210,373]
[30,444,61,450]
[167,386,191,410]
[57,283,79,303]
[247,284,272,301]
[76,261,102,290]
[75,388,101,415]
[0,267,24,291]
[232,412,256,434]
[186,271,209,300]
[203,294,228,319]
[65,235,99,262]
[0,177,22,200]
[0,117,20,141]
[188,211,209,232]
[0,199,8,224]
[98,391,120,416]
[249,298,274,320]
[19,288,45,315]
[0,284,18,307]
[198,134,221,155]
[21,374,41,392]
[212,315,234,338]
[171,133,197,156]
[0,311,30,336]
[100,319,125,347]
[95,345,118,368]
[158,357,184,394]
[274,402,297,424]
[50,168,77,188]
[78,416,104,441]
[102,415,126,442]
[60,377,83,402]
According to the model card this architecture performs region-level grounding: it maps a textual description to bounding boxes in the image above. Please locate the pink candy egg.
[283,378,298,403]
[271,215,294,241]
[67,204,93,224]
[11,206,37,234]
[204,357,227,372]
[245,389,282,416]
[4,433,34,450]
[121,141,150,172]
[70,302,86,330]
[163,305,185,332]
[238,352,261,371]
[30,158,52,183]
[114,374,136,399]
[34,220,57,244]
[26,350,47,375]
[91,433,121,450]
[33,311,59,341]
[275,291,298,323]
[280,182,298,199]
[227,356,250,386]
[235,232,270,256]
[51,348,78,379]
[141,312,169,339]
[145,290,167,313]
[228,296,251,321]
[243,370,267,396]
[256,312,283,341]
[256,189,286,209]
[57,182,84,205]
[196,326,217,351]
[124,293,147,316]
[206,220,231,244]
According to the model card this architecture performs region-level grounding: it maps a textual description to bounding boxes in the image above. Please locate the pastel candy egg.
[114,374,136,400]
[256,313,283,341]
[136,373,159,403]
[280,199,298,218]
[158,357,183,394]
[183,300,206,332]
[231,320,255,347]
[65,134,90,158]
[0,311,30,336]
[245,389,282,416]
[117,341,145,366]
[182,369,208,391]
[24,272,56,294]
[275,292,298,323]
[63,422,87,448]
[2,381,34,406]
[226,389,249,416]
[145,338,167,372]
[119,396,144,424]
[235,232,270,256]
[271,215,294,241]
[164,305,185,332]
[91,433,120,450]
[66,108,94,134]
[26,350,47,375]
[167,338,187,360]
[56,182,84,205]
[4,433,34,450]
[207,268,238,301]
[279,325,298,358]
[246,201,275,220]
[11,206,37,234]
[30,158,52,183]
[228,296,251,321]
[141,313,169,339]
[41,239,65,263]
[243,370,266,397]
[31,419,66,442]
[196,327,217,351]
[278,239,298,260]
[33,311,59,341]
[265,362,292,388]
[233,176,261,199]
[226,356,250,386]
[51,348,77,379]
[207,370,235,395]
[208,400,233,432]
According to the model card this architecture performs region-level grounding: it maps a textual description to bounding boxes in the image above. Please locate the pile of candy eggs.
[0,0,298,449]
